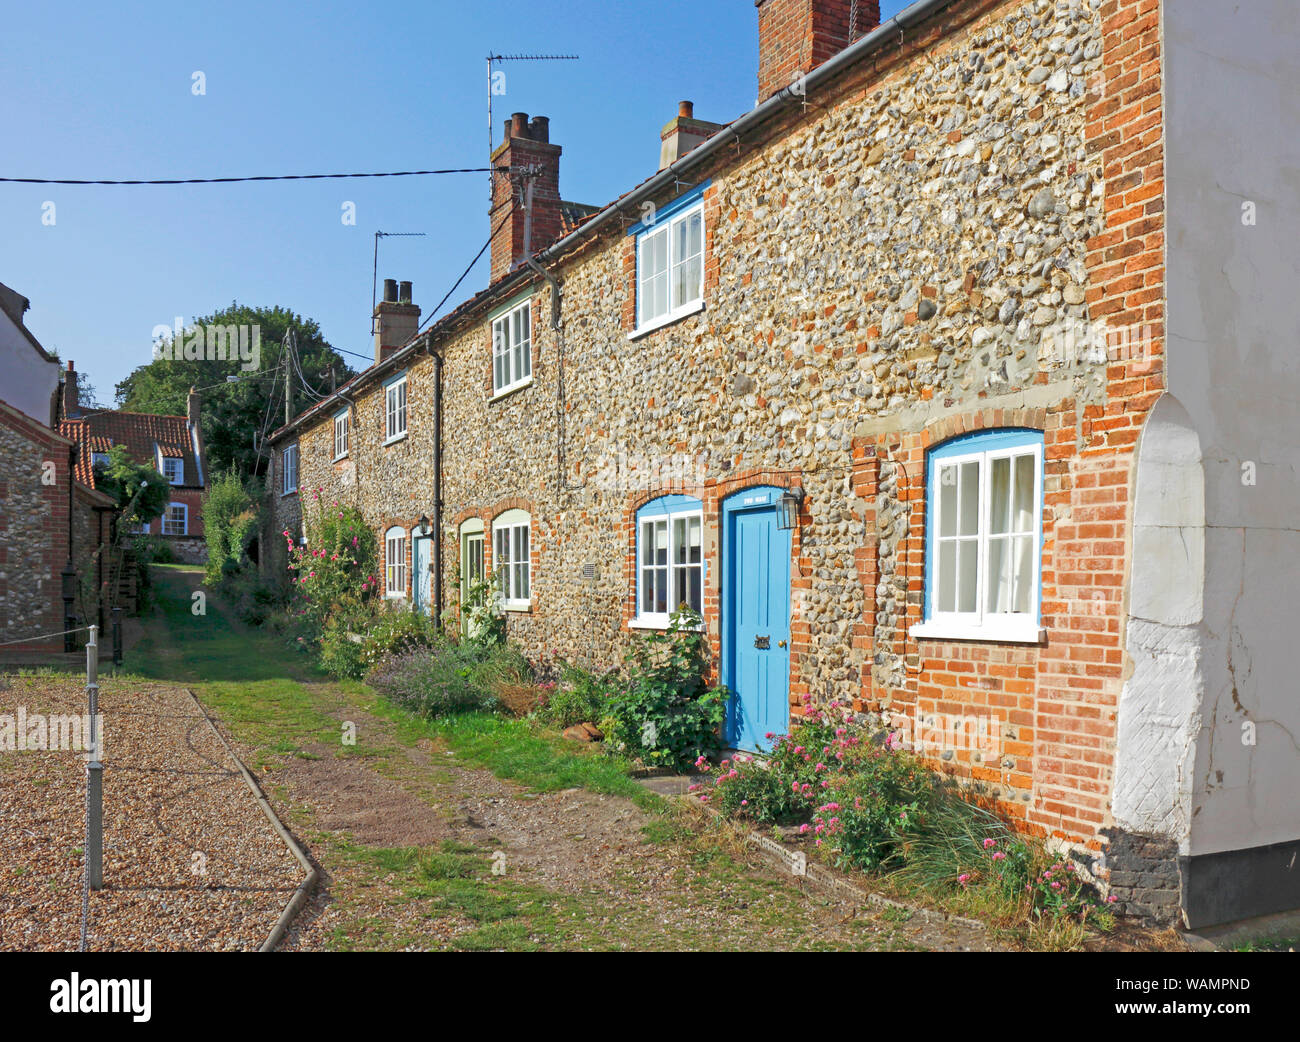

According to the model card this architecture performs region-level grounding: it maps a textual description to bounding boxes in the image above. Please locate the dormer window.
[162,457,183,485]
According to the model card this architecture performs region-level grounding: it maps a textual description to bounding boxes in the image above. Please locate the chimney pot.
[67,360,75,371]
[529,115,549,143]
[383,278,398,303]
[399,280,413,303]
[511,112,529,138]
[679,100,694,119]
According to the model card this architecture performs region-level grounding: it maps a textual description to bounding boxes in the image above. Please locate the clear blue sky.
[1,0,909,402]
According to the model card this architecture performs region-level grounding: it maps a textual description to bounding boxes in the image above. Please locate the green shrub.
[368,642,501,717]
[540,660,620,728]
[356,608,439,676]
[202,471,260,584]
[318,615,368,679]
[604,607,727,770]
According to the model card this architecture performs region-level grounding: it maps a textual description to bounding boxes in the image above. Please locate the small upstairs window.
[281,444,298,496]
[333,409,350,460]
[385,373,407,443]
[162,457,183,484]
[491,300,532,396]
[634,189,705,334]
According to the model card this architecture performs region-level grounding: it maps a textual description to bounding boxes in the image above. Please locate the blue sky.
[1,0,908,401]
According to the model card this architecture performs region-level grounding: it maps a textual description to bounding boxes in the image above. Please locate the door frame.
[719,484,792,751]
[411,532,432,615]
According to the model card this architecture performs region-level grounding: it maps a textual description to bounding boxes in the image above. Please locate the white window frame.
[333,409,350,460]
[632,505,704,630]
[459,518,486,606]
[633,199,705,336]
[384,526,407,599]
[491,300,533,397]
[384,374,408,444]
[161,456,183,485]
[162,502,188,536]
[912,436,1045,644]
[492,509,531,611]
[281,444,298,496]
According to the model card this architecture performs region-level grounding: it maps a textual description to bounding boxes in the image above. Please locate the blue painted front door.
[412,536,431,615]
[722,488,791,752]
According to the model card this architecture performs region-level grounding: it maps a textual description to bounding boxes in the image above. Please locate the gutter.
[268,0,956,443]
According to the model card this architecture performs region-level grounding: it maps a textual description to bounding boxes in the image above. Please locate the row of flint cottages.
[265,0,1300,929]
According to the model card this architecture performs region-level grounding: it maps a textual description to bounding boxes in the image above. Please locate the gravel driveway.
[0,674,306,951]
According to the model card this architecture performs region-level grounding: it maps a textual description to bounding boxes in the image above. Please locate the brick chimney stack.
[756,0,880,101]
[490,112,562,283]
[373,278,420,364]
[62,359,78,420]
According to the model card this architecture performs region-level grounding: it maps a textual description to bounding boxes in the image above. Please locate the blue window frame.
[628,181,710,335]
[914,429,1046,644]
[633,494,704,627]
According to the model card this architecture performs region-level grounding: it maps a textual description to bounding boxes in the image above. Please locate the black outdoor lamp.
[777,487,805,531]
[417,514,431,537]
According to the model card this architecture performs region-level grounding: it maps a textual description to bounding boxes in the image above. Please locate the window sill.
[501,600,532,613]
[490,378,534,404]
[382,432,408,447]
[280,490,297,498]
[332,453,349,463]
[628,616,704,632]
[910,619,1046,645]
[629,299,705,340]
[384,592,407,601]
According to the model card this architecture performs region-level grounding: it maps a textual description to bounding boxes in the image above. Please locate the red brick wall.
[757,0,881,100]
[490,122,563,283]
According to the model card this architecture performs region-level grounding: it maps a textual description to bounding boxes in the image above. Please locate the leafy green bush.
[540,660,620,728]
[603,607,727,770]
[318,615,367,679]
[203,471,260,584]
[357,608,439,676]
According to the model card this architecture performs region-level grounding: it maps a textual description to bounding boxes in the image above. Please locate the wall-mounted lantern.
[777,487,805,531]
[416,514,431,537]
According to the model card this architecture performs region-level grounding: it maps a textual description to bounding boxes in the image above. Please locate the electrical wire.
[0,167,503,186]
[416,209,514,335]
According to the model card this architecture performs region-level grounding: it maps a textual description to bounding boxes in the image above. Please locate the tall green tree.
[114,303,355,477]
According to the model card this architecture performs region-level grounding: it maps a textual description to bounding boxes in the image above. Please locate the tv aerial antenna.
[372,230,427,333]
[486,52,579,196]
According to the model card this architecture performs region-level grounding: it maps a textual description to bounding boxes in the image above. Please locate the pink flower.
[958,873,971,887]
[983,838,996,849]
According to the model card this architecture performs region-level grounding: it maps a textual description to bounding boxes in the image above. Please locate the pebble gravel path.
[0,674,306,951]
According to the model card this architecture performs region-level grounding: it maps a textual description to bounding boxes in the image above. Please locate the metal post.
[111,607,122,667]
[85,625,102,891]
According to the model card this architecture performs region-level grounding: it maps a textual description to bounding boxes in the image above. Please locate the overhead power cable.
[0,167,503,186]
[417,209,513,335]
